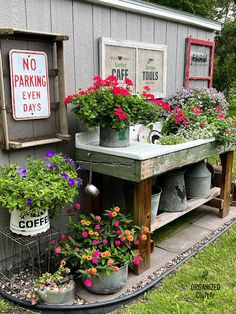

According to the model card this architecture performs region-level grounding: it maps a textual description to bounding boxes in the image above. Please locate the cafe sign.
[99,38,167,98]
[9,49,50,120]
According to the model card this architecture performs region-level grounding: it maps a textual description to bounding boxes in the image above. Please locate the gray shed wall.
[0,0,216,231]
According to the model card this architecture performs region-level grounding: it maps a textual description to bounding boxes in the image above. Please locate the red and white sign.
[9,49,50,120]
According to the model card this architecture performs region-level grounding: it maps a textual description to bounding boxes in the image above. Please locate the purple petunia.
[43,150,55,158]
[17,168,27,178]
[77,178,82,186]
[65,158,73,166]
[44,160,52,168]
[27,198,33,206]
[51,165,58,170]
[68,178,75,187]
[61,172,68,179]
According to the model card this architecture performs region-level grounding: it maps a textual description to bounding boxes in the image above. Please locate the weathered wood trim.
[219,151,234,217]
[206,198,224,210]
[140,142,231,180]
[9,138,62,149]
[0,50,9,150]
[56,41,70,137]
[76,149,138,181]
[133,177,152,274]
[151,187,220,231]
[56,133,71,140]
[0,28,69,41]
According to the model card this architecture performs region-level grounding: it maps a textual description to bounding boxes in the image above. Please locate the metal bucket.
[185,161,211,198]
[100,126,130,147]
[151,186,162,223]
[82,264,128,294]
[159,170,187,212]
[36,280,75,305]
[10,209,50,236]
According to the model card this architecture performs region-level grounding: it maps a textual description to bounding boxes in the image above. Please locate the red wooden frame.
[185,37,215,88]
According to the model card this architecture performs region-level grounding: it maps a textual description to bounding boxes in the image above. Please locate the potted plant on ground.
[50,205,149,294]
[0,150,82,236]
[64,76,170,147]
[158,87,236,147]
[32,260,75,305]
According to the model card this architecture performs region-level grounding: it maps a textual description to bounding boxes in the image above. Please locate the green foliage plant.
[64,76,169,131]
[0,151,82,218]
[49,206,149,288]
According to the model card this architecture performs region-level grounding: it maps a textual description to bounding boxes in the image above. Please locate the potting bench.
[75,131,234,274]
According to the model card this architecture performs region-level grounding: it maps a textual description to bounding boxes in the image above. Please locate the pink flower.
[92,240,99,246]
[95,216,101,221]
[103,239,108,245]
[50,240,56,245]
[60,234,66,241]
[84,279,92,287]
[95,224,100,230]
[93,250,100,257]
[82,231,88,238]
[143,85,151,91]
[108,211,113,217]
[92,257,99,263]
[118,113,127,120]
[217,113,224,119]
[74,247,80,252]
[116,230,121,235]
[114,108,122,116]
[115,240,121,246]
[54,247,61,254]
[93,76,102,81]
[215,107,222,111]
[67,236,73,241]
[133,256,141,265]
[113,221,119,227]
[125,78,133,86]
[74,203,81,210]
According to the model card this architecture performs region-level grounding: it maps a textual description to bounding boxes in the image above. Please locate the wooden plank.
[141,16,154,43]
[56,133,71,140]
[176,24,189,89]
[9,138,62,149]
[151,187,221,231]
[140,142,228,180]
[127,12,141,41]
[111,8,127,40]
[0,49,10,150]
[93,5,111,75]
[166,21,178,94]
[219,151,234,218]
[76,148,137,182]
[154,19,167,45]
[206,198,224,209]
[0,28,69,41]
[134,177,152,274]
[57,41,69,136]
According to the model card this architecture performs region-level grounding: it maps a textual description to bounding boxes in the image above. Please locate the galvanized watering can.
[158,170,187,212]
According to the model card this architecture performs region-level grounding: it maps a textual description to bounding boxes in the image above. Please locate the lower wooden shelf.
[151,187,221,232]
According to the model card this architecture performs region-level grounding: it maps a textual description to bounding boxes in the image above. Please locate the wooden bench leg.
[219,151,234,218]
[133,177,152,274]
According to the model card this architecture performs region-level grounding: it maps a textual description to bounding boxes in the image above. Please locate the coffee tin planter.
[185,161,211,198]
[10,209,50,236]
[99,126,130,147]
[36,280,75,305]
[83,264,128,294]
[159,170,187,212]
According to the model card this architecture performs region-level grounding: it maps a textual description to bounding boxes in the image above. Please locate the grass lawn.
[122,223,236,314]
